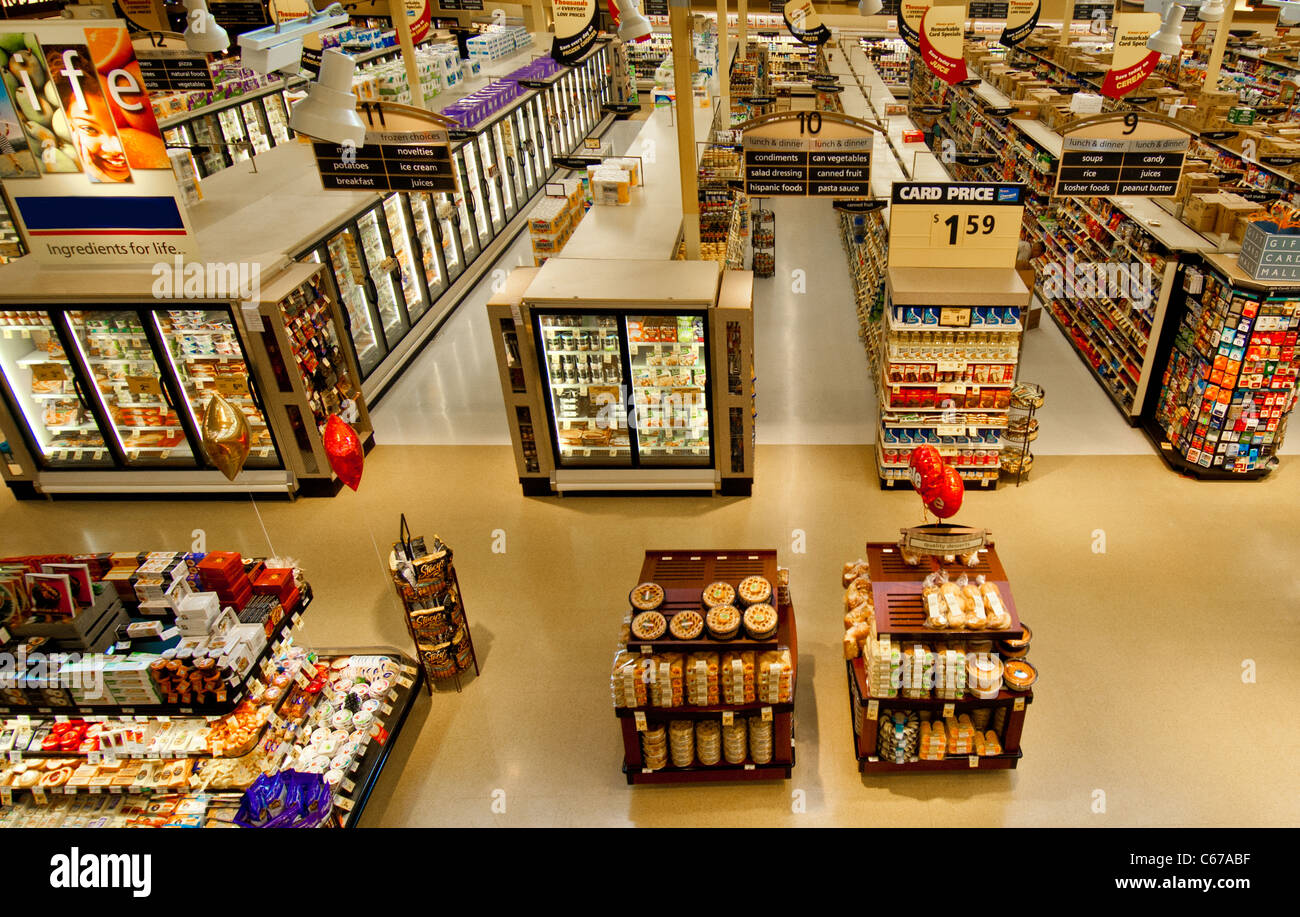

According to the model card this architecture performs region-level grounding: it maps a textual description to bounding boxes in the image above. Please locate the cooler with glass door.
[0,263,372,498]
[488,259,756,495]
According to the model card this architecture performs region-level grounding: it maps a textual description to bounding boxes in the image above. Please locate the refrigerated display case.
[0,263,372,498]
[319,227,384,377]
[357,208,411,349]
[407,192,450,301]
[488,259,755,495]
[381,194,429,324]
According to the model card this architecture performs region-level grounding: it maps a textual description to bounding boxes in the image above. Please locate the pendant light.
[616,0,653,43]
[289,49,367,147]
[1147,3,1187,56]
[183,0,230,55]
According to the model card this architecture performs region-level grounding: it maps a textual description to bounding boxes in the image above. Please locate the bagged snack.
[940,582,967,629]
[842,559,870,588]
[978,578,1012,629]
[844,576,873,613]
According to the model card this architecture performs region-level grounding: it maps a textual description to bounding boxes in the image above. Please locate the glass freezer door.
[189,113,228,176]
[356,208,410,349]
[427,192,464,282]
[217,106,249,160]
[240,99,272,154]
[534,311,631,467]
[381,193,429,323]
[0,311,114,467]
[264,93,291,144]
[406,193,449,299]
[322,231,384,377]
[152,307,280,468]
[625,312,712,467]
[477,132,506,231]
[490,121,520,218]
[63,310,197,466]
[458,145,492,247]
[513,107,539,192]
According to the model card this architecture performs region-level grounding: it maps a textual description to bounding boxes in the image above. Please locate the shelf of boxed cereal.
[612,550,796,784]
[840,543,1036,774]
[0,647,421,827]
[0,551,312,719]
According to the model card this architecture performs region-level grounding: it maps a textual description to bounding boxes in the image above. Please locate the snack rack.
[388,521,479,693]
[1001,383,1044,486]
[846,541,1034,774]
[615,549,797,785]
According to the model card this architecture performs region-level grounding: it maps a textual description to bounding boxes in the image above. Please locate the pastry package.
[842,558,870,588]
[977,578,1012,629]
[844,621,872,660]
[844,576,873,613]
[687,652,719,706]
[722,717,747,764]
[921,574,947,629]
[650,653,684,708]
[668,720,695,768]
[748,716,773,765]
[939,581,967,629]
[610,651,650,708]
[720,651,756,705]
[756,647,793,704]
[946,715,977,755]
[933,644,967,700]
[865,633,900,697]
[959,577,988,628]
[920,719,946,760]
[695,719,721,766]
[901,643,933,699]
[843,605,872,629]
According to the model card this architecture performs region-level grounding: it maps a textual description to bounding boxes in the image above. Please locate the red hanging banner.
[918,6,967,85]
[1101,12,1161,99]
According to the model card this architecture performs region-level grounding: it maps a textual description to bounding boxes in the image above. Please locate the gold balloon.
[202,393,251,482]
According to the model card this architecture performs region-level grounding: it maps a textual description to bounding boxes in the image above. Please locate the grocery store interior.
[0,0,1296,828]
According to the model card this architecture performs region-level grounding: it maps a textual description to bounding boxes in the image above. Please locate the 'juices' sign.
[0,20,195,264]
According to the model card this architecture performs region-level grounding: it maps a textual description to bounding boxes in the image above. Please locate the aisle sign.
[887,182,1025,269]
[999,0,1040,47]
[133,33,216,94]
[918,5,967,85]
[312,104,459,193]
[741,112,874,198]
[1102,13,1161,99]
[1055,114,1190,197]
[897,0,932,52]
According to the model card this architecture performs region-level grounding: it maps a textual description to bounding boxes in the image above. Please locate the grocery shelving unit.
[752,205,775,279]
[846,541,1034,774]
[1149,252,1300,478]
[614,549,796,784]
[875,269,1030,490]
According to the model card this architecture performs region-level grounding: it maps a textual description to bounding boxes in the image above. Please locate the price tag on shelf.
[400,664,418,676]
[1013,697,1026,711]
[722,711,734,726]
[89,786,102,795]
[936,360,964,373]
[634,711,647,731]
[761,706,773,722]
[16,716,30,726]
[969,755,979,768]
[867,700,879,721]
[396,676,413,689]
[157,715,170,722]
[386,689,398,702]
[32,788,49,805]
[7,751,21,764]
[639,645,652,655]
[0,788,11,806]
[333,794,355,812]
[641,767,653,775]
[942,703,955,718]
[342,777,356,793]
[937,382,966,396]
[110,785,123,794]
[87,751,101,765]
[381,703,392,716]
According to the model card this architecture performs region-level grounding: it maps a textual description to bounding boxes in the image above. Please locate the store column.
[388,0,423,106]
[738,0,747,58]
[671,0,702,259]
[1202,2,1236,89]
[1059,0,1075,47]
[718,0,730,117]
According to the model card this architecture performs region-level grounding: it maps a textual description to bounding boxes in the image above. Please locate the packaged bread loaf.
[686,652,719,706]
[939,582,967,629]
[650,653,685,707]
[844,621,872,660]
[978,579,1012,629]
[842,559,870,588]
[757,648,793,704]
[844,576,873,613]
[960,582,988,627]
[720,651,756,705]
[921,580,947,629]
[844,605,872,629]
[610,652,649,708]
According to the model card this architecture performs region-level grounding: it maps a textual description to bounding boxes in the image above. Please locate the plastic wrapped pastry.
[687,652,719,706]
[842,559,870,588]
[844,621,872,660]
[978,580,1012,629]
[650,653,684,708]
[939,582,967,629]
[921,582,948,629]
[757,648,793,704]
[720,651,756,705]
[844,576,873,613]
[610,652,650,708]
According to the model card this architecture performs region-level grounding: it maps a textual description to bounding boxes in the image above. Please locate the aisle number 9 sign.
[888,182,1026,269]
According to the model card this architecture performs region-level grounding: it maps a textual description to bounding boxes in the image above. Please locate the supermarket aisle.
[370,119,647,445]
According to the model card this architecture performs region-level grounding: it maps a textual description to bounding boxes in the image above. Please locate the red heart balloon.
[908,445,944,492]
[926,464,965,519]
[324,415,364,491]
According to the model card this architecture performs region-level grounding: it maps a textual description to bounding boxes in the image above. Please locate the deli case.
[487,259,756,495]
[0,262,372,499]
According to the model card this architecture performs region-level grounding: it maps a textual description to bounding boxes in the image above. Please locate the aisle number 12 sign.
[887,182,1025,269]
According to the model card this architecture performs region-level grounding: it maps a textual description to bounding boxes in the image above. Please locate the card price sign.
[887,182,1025,269]
[1055,115,1189,197]
[742,112,874,198]
[314,128,457,193]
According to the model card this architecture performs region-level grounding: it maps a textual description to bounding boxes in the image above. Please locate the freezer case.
[533,310,631,467]
[625,311,712,467]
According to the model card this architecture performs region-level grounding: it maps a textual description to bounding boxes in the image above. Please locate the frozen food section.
[489,259,754,496]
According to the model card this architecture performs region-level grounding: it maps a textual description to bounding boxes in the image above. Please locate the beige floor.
[1,445,1297,827]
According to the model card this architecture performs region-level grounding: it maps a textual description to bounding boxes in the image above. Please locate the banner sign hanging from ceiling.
[1055,113,1190,197]
[918,5,966,85]
[551,0,598,65]
[897,0,931,53]
[741,111,875,198]
[1102,12,1161,99]
[782,0,831,46]
[0,20,197,265]
[999,0,1040,47]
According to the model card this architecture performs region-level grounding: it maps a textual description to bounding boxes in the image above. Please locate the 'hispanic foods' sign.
[1102,13,1161,99]
[0,21,196,264]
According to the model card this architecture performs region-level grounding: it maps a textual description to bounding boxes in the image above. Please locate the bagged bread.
[757,648,793,703]
[611,652,650,708]
[844,621,872,660]
[979,580,1012,629]
[939,582,967,629]
[921,577,947,629]
[720,651,756,705]
[844,576,873,613]
[844,605,872,629]
[842,559,870,588]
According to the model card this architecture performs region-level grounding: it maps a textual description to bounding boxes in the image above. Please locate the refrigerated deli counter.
[488,259,756,496]
[0,44,613,499]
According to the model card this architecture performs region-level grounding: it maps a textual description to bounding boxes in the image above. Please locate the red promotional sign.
[1102,12,1160,99]
[405,0,432,44]
[918,6,967,86]
[1101,51,1158,97]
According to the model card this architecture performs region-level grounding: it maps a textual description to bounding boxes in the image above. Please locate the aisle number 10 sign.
[887,182,1025,269]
